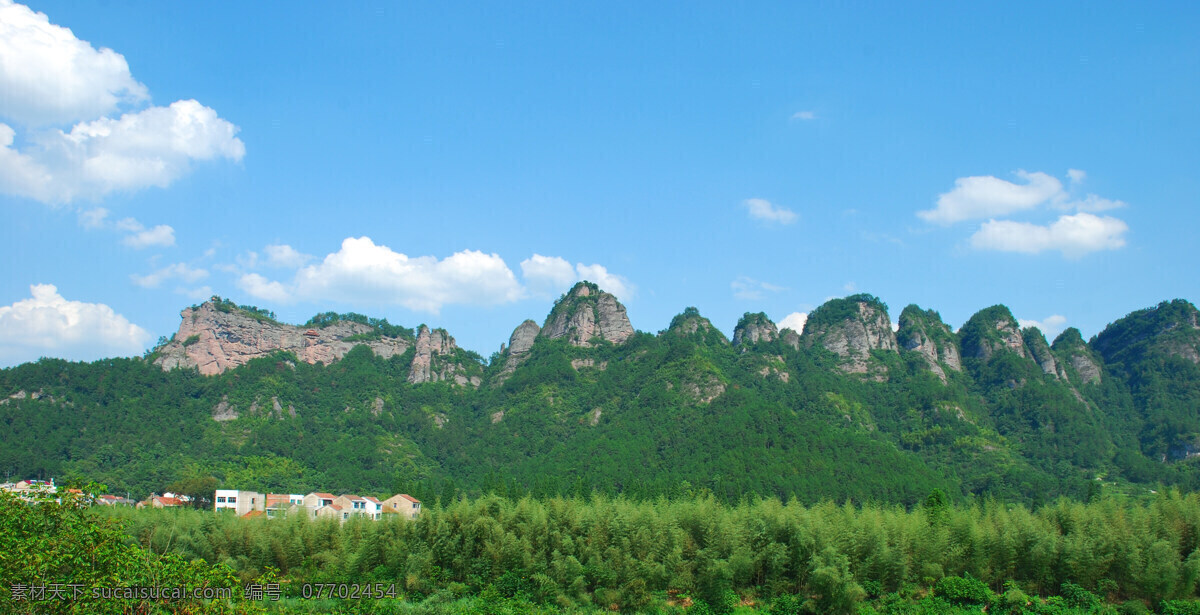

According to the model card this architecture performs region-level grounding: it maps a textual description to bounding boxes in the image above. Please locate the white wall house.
[214,489,264,516]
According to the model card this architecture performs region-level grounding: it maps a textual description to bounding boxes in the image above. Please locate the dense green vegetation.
[2,296,1199,507]
[1,486,263,614]
[93,491,1200,614]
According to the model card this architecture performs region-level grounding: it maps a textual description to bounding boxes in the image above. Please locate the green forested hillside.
[1,290,1199,506]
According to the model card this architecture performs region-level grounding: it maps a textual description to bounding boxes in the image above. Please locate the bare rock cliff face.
[408,326,481,387]
[897,305,962,382]
[495,320,541,382]
[803,296,898,375]
[154,302,409,376]
[1023,328,1065,379]
[1051,328,1102,385]
[959,306,1028,362]
[541,282,634,347]
[732,313,778,347]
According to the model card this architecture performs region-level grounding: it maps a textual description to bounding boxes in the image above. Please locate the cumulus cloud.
[575,263,634,301]
[0,1,244,204]
[119,221,175,249]
[919,171,1063,225]
[521,254,635,301]
[791,111,816,121]
[130,262,209,288]
[236,273,290,303]
[0,284,151,366]
[1018,314,1068,339]
[731,276,784,301]
[970,213,1128,258]
[778,312,808,334]
[264,244,311,269]
[920,169,1131,258]
[742,198,798,225]
[0,0,148,126]
[239,237,525,313]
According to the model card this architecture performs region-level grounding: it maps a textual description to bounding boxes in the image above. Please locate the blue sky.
[1,1,1197,366]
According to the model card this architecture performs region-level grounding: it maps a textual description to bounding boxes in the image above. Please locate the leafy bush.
[933,573,994,606]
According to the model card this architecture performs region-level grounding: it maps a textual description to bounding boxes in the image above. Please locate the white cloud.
[731,276,784,300]
[1018,314,1068,339]
[0,0,148,126]
[1067,169,1086,185]
[0,100,245,203]
[521,254,577,297]
[519,254,635,301]
[78,207,108,229]
[120,223,175,249]
[240,237,525,313]
[919,170,1063,225]
[1059,193,1125,213]
[0,284,151,366]
[77,208,175,248]
[742,198,798,225]
[778,312,808,334]
[0,2,244,204]
[575,263,634,301]
[264,244,311,269]
[970,213,1128,258]
[236,273,290,303]
[791,111,816,121]
[130,262,208,288]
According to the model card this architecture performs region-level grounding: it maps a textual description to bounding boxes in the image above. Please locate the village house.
[214,489,264,515]
[138,494,184,509]
[382,494,422,520]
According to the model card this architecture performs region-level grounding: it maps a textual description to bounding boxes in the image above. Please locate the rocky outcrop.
[1052,328,1103,385]
[1022,328,1064,379]
[803,295,898,375]
[780,329,801,351]
[407,326,481,387]
[897,305,962,382]
[154,301,410,376]
[666,307,730,345]
[959,306,1027,362]
[495,320,540,382]
[541,282,634,347]
[1093,299,1200,366]
[732,313,778,347]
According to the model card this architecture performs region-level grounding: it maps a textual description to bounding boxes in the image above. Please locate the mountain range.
[2,282,1198,505]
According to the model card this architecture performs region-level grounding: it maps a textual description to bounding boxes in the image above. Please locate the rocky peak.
[666,307,730,345]
[154,298,410,376]
[495,320,541,381]
[732,312,778,347]
[896,305,962,382]
[1051,328,1103,385]
[959,305,1027,362]
[408,325,480,386]
[540,281,635,347]
[1022,327,1063,379]
[802,294,897,374]
[1093,299,1200,367]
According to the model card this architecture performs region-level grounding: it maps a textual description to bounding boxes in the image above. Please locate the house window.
[217,496,226,503]
[228,497,237,503]
[342,512,349,520]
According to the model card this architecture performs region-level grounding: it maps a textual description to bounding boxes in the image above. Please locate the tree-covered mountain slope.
[2,284,1199,506]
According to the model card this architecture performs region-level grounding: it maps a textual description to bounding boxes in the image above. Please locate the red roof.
[340,494,365,501]
[363,496,382,504]
[312,492,336,499]
[157,496,183,506]
[399,494,420,503]
[242,511,265,518]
